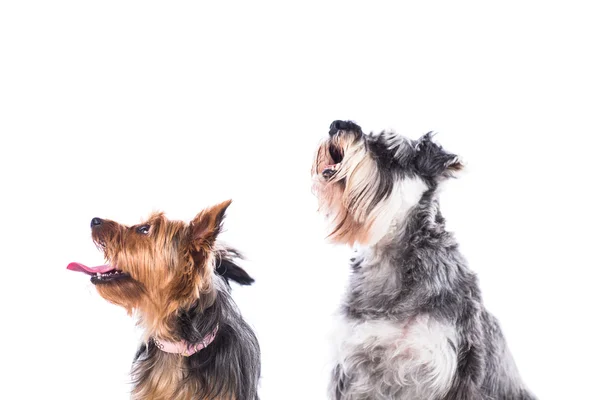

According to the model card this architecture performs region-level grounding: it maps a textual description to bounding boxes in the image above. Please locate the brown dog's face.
[68,201,231,338]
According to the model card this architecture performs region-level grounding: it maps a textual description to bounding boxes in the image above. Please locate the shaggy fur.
[312,120,536,400]
[69,201,260,400]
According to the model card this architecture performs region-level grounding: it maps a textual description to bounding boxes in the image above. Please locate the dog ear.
[189,200,232,252]
[414,132,464,179]
[215,248,254,287]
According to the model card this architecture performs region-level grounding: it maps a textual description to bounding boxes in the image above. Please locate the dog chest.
[331,315,458,399]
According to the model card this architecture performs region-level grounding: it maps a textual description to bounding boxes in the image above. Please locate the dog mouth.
[321,143,344,179]
[67,262,130,285]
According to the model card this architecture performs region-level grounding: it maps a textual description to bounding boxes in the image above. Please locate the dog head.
[68,200,246,338]
[312,120,463,246]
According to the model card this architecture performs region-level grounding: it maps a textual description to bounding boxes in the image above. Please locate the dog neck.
[366,189,443,255]
[152,324,218,357]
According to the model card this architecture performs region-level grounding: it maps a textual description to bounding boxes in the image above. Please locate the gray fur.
[322,121,536,400]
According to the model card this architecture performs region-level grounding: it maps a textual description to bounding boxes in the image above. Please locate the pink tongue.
[67,262,115,275]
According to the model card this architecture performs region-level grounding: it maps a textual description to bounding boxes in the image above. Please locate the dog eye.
[136,225,150,235]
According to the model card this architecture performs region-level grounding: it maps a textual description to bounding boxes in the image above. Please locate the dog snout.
[91,217,104,228]
[329,120,345,136]
[329,120,363,137]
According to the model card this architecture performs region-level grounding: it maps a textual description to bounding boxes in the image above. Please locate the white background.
[1,1,599,399]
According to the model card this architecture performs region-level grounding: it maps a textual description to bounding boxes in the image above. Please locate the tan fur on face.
[92,202,230,342]
[312,132,382,245]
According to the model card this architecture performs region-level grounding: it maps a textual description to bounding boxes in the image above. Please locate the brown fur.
[92,201,237,398]
[131,351,236,400]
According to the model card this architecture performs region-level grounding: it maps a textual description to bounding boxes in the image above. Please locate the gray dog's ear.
[413,132,464,179]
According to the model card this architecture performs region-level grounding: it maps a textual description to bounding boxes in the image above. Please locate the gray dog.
[312,120,536,400]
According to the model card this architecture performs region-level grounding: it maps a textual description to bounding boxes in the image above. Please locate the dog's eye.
[136,225,150,235]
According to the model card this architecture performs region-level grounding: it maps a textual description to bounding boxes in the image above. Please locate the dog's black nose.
[91,217,104,228]
[329,120,363,136]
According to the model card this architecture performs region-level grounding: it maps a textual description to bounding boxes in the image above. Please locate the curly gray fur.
[320,120,536,400]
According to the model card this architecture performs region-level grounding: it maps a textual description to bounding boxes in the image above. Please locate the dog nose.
[91,217,104,228]
[329,120,363,137]
[329,120,344,136]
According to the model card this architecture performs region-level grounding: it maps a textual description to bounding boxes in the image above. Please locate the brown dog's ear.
[190,200,232,252]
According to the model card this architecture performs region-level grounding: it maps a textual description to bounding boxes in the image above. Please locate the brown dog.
[68,201,260,400]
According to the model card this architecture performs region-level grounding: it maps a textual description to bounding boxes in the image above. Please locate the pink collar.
[152,325,218,357]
